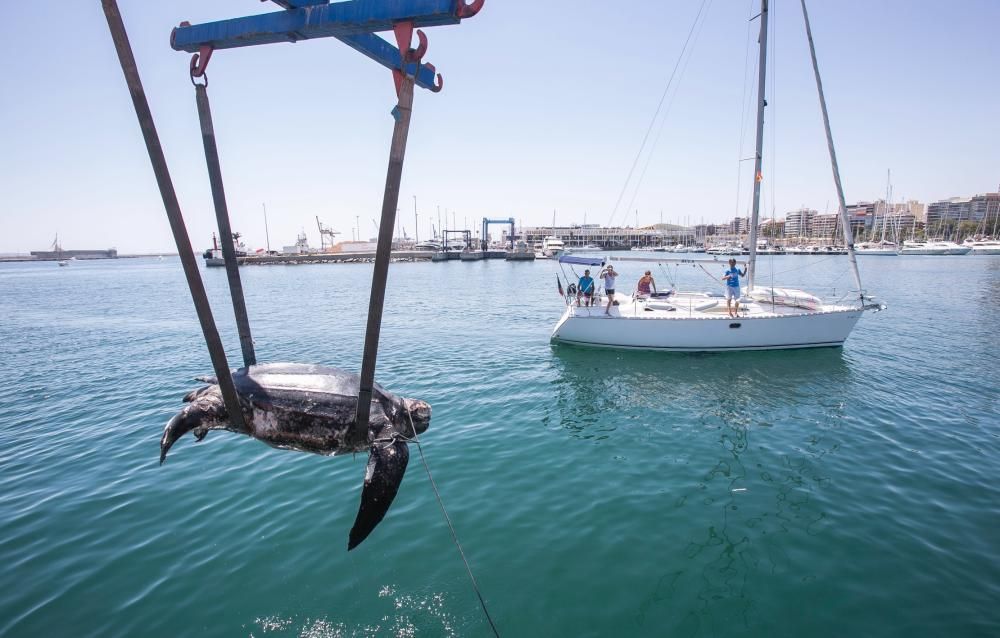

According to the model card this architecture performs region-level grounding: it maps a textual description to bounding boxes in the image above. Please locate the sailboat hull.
[551,305,863,352]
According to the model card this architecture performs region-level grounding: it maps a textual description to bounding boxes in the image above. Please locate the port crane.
[481,217,515,250]
[315,216,340,251]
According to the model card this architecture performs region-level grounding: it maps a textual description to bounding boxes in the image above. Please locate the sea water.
[0,254,997,637]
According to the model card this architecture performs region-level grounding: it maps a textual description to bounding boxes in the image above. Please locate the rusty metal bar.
[194,82,257,367]
[100,0,246,431]
[355,75,415,433]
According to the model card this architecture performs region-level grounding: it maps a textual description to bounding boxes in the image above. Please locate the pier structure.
[517,224,695,249]
[28,248,118,260]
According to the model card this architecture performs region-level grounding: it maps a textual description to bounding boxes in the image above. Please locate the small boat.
[58,260,69,267]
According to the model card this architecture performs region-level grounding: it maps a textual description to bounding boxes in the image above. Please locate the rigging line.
[737,51,761,221]
[621,0,714,223]
[605,0,710,228]
[657,263,677,289]
[698,263,727,290]
[404,408,501,638]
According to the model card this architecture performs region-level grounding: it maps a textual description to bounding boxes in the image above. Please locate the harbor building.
[926,192,999,226]
[518,224,694,249]
[722,216,750,234]
[784,208,816,239]
[810,213,840,239]
[758,218,785,238]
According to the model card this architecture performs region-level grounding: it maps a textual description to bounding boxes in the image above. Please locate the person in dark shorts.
[577,269,595,306]
[599,264,618,315]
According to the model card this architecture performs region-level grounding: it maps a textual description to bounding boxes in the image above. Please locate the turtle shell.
[232,363,402,432]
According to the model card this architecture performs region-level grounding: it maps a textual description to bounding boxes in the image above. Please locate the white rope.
[403,408,500,637]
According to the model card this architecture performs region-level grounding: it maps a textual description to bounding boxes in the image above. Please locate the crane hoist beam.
[172,0,480,93]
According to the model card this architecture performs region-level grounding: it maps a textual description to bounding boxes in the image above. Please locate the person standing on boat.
[600,264,618,315]
[723,258,747,318]
[577,269,595,307]
[637,270,656,298]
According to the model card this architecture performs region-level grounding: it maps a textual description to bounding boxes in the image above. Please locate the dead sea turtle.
[160,363,431,550]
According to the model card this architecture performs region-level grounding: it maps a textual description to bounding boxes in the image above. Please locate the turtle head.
[160,392,228,465]
[400,398,431,438]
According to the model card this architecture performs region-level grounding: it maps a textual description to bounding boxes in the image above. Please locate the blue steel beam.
[171,0,467,52]
[269,1,330,8]
[338,32,441,91]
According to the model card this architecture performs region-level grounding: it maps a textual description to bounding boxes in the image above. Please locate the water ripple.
[1,256,998,637]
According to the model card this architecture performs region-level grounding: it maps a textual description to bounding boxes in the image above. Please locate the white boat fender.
[693,300,719,312]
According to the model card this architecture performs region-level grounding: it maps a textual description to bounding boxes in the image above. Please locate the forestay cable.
[606,0,710,228]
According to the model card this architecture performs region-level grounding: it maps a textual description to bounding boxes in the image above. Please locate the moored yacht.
[414,238,443,251]
[541,236,566,258]
[900,240,945,255]
[901,240,969,255]
[855,240,898,256]
[964,238,1000,255]
[935,241,972,255]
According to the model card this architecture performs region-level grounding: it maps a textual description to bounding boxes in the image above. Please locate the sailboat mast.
[800,0,864,301]
[747,0,768,290]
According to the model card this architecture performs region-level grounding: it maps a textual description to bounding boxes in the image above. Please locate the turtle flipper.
[347,436,410,550]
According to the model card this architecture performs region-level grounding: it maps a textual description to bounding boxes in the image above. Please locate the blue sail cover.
[558,255,605,266]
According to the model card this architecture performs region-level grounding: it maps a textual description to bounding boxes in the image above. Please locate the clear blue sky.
[1,1,998,253]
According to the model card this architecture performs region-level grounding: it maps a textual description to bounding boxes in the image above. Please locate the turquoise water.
[1,254,998,637]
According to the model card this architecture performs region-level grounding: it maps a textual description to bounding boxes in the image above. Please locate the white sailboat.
[551,0,884,352]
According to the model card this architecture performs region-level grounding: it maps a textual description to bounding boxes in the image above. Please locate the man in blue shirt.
[723,258,747,317]
[577,269,595,307]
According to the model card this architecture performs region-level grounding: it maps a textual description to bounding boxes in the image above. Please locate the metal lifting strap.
[101,0,246,431]
[355,50,417,434]
[193,80,256,367]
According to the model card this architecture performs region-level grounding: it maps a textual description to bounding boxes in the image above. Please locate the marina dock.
[233,249,514,265]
